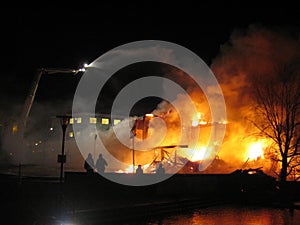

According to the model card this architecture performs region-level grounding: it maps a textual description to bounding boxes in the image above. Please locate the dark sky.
[1,4,300,117]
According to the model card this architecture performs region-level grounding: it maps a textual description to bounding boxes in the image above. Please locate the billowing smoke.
[0,99,79,176]
[100,24,299,174]
[79,29,295,174]
[0,102,24,165]
[210,24,300,172]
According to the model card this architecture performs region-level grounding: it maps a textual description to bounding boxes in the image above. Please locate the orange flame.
[247,142,265,161]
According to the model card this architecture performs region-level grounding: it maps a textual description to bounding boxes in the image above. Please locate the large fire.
[247,142,264,161]
[109,106,274,175]
[190,146,206,162]
[192,112,207,127]
[177,146,206,162]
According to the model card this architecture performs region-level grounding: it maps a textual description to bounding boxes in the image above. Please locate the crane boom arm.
[20,68,81,133]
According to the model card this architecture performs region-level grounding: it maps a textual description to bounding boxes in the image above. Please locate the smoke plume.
[211,24,300,171]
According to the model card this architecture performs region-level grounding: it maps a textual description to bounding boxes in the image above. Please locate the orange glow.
[115,164,150,174]
[192,120,199,127]
[190,146,206,161]
[12,124,18,134]
[192,112,207,127]
[115,169,124,173]
[125,165,136,173]
[145,113,154,117]
[199,120,208,125]
[219,120,227,124]
[177,146,207,162]
[247,142,264,160]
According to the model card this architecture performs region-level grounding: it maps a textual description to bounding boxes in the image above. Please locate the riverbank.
[1,172,299,225]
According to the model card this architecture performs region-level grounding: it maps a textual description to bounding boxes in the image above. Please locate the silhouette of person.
[96,154,108,173]
[136,165,143,175]
[84,153,94,173]
[156,163,165,175]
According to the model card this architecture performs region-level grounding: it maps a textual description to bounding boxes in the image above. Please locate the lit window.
[69,118,74,124]
[101,118,109,125]
[68,132,74,138]
[114,119,121,125]
[89,117,97,124]
[76,118,82,124]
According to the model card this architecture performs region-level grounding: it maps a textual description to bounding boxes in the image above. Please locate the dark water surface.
[127,205,300,225]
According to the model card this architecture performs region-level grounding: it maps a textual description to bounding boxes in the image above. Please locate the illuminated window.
[76,117,82,124]
[68,132,74,138]
[101,118,109,125]
[114,119,121,125]
[69,118,74,124]
[89,117,97,124]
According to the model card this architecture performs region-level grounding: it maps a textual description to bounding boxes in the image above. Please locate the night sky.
[1,4,300,119]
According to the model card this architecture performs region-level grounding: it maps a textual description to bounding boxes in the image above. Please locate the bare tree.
[250,63,300,183]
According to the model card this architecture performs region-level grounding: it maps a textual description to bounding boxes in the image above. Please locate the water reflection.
[143,205,300,225]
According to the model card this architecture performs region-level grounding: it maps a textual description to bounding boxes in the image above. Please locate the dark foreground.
[136,204,300,225]
[1,171,300,225]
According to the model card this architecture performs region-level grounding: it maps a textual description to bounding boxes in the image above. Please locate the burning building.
[2,26,299,182]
